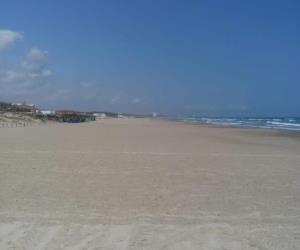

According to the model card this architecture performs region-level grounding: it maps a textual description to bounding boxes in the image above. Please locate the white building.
[40,110,55,115]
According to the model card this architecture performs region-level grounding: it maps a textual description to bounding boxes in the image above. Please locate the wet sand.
[0,118,300,249]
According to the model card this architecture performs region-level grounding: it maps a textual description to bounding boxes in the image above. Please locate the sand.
[0,118,300,249]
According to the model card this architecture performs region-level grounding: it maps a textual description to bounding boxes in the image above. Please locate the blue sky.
[0,0,299,116]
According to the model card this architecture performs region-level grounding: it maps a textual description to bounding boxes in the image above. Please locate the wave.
[175,117,300,132]
[266,121,300,127]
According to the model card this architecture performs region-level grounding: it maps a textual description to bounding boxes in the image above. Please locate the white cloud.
[0,47,53,99]
[0,70,26,83]
[21,48,52,77]
[0,29,23,50]
[111,94,121,104]
[132,97,141,104]
[79,81,95,88]
[110,95,142,106]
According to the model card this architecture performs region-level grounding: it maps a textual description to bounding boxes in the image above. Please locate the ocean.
[173,116,300,132]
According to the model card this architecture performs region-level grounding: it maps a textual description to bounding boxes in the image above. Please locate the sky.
[0,0,299,116]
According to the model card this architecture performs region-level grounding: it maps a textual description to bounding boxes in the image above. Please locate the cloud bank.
[0,47,52,96]
[0,29,147,113]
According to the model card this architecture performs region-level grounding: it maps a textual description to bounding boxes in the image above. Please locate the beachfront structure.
[0,101,37,113]
[93,113,107,119]
[40,110,55,115]
[48,111,96,123]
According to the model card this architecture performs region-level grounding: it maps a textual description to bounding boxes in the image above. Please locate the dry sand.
[0,118,300,249]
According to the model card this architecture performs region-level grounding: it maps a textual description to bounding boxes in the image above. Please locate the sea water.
[174,116,300,131]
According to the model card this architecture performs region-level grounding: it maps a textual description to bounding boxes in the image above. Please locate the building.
[40,110,55,115]
[48,111,96,123]
[0,101,37,113]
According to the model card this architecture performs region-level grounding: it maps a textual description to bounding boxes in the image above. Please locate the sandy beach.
[0,118,300,249]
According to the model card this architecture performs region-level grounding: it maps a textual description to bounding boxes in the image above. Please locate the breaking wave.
[175,117,300,131]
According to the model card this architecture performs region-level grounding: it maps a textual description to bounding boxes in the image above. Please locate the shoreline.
[1,116,300,141]
[159,115,300,130]
[155,117,300,138]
